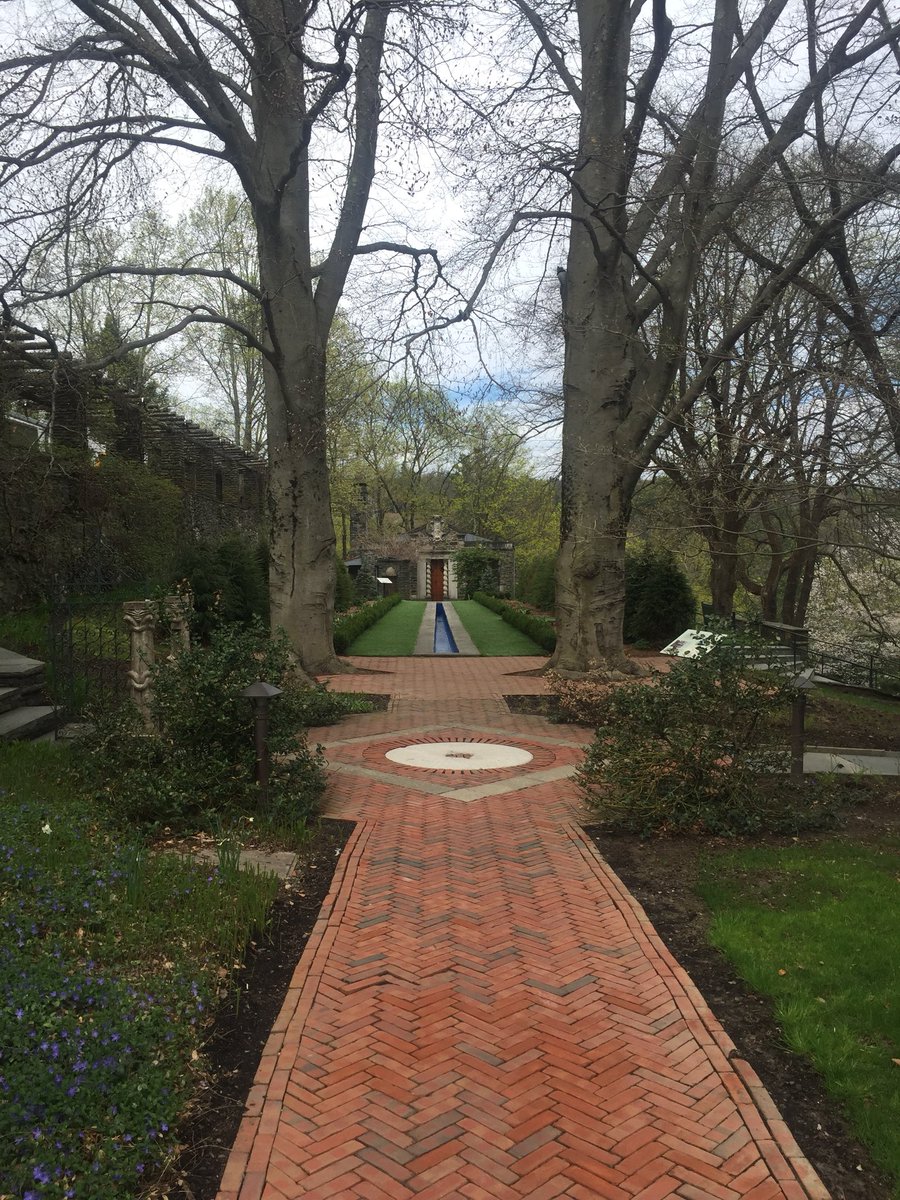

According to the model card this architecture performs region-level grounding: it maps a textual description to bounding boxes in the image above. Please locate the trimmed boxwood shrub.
[333,594,401,653]
[473,592,556,652]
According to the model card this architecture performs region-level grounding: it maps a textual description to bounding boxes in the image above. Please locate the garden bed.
[506,679,900,748]
[167,818,354,1200]
[587,789,900,1200]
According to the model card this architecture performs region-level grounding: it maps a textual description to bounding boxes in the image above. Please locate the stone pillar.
[122,600,157,729]
[123,594,192,728]
[164,594,191,655]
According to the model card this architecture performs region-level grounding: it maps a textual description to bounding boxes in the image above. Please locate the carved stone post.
[164,593,192,656]
[122,601,157,729]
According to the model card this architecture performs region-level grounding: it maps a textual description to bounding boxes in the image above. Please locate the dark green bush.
[578,637,837,836]
[333,593,401,653]
[473,592,556,651]
[335,554,355,612]
[454,546,501,599]
[353,567,378,601]
[173,535,268,639]
[81,620,327,830]
[624,547,696,646]
[517,553,556,611]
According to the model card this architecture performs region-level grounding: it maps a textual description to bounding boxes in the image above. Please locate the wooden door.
[430,559,444,600]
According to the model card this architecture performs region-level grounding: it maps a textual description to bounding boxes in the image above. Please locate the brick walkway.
[216,658,829,1200]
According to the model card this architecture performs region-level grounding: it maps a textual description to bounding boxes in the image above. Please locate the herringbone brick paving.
[217,658,829,1200]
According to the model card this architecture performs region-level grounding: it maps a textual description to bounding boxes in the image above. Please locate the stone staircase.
[0,648,58,742]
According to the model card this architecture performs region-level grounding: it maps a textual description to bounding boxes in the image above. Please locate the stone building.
[346,493,515,600]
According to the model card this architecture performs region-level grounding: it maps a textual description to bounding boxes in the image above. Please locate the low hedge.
[333,593,401,653]
[473,592,556,652]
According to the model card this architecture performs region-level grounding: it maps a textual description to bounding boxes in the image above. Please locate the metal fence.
[46,590,131,717]
[699,605,809,670]
[812,642,900,695]
[700,604,900,695]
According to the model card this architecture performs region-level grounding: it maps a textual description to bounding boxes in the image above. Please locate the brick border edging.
[565,823,831,1200]
[216,819,376,1200]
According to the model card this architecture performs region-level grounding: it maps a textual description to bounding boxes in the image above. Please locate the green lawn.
[451,600,546,656]
[699,841,900,1196]
[346,599,427,655]
[818,685,900,715]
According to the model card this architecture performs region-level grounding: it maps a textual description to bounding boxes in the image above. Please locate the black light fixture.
[790,666,816,779]
[240,680,283,806]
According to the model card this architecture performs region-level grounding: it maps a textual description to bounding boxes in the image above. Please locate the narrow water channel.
[433,602,459,654]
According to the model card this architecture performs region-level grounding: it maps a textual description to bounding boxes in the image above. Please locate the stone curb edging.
[566,822,831,1200]
[806,744,899,759]
[215,819,376,1200]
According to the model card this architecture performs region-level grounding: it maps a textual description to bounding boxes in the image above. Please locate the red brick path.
[216,658,829,1200]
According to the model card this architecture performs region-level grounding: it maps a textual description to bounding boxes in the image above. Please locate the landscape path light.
[790,666,817,779]
[240,680,283,808]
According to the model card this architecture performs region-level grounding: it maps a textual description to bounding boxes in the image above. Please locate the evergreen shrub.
[173,535,268,639]
[82,620,329,830]
[335,555,355,611]
[353,567,378,601]
[624,547,696,646]
[579,637,838,836]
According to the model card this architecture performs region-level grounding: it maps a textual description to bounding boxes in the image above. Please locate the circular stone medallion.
[385,742,534,771]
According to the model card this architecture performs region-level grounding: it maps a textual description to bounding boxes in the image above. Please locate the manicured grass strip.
[451,600,546,656]
[0,741,279,1199]
[346,600,427,655]
[699,841,900,1196]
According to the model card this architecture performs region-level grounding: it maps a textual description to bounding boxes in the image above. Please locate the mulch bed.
[504,693,570,719]
[506,683,900,750]
[585,795,900,1200]
[163,817,354,1200]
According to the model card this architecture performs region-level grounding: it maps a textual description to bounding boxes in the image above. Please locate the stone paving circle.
[385,740,534,770]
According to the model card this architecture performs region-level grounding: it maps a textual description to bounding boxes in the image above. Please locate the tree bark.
[708,530,742,616]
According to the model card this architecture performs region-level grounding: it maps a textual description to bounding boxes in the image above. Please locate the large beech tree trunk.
[547,0,730,678]
[254,210,341,675]
[540,0,898,676]
[244,1,388,677]
[551,290,648,676]
[262,320,339,675]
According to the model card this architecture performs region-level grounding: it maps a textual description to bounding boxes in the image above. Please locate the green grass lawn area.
[818,685,900,714]
[347,599,427,655]
[451,600,546,656]
[0,741,280,1198]
[700,841,900,1195]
